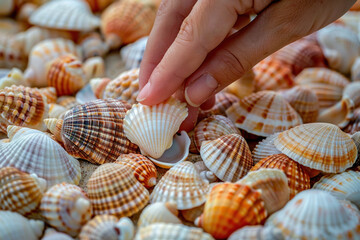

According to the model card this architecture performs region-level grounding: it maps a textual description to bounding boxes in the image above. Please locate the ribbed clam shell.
[47,54,86,96]
[274,123,357,173]
[352,57,360,81]
[198,92,239,120]
[150,161,209,210]
[30,0,100,31]
[194,161,218,183]
[83,57,105,81]
[180,204,205,223]
[85,0,116,12]
[317,98,354,128]
[37,87,57,104]
[42,228,73,240]
[252,133,281,164]
[0,68,27,89]
[0,211,44,240]
[196,183,267,239]
[56,96,79,110]
[124,97,188,159]
[116,153,157,188]
[343,108,360,134]
[238,169,290,214]
[226,90,302,137]
[266,189,360,240]
[343,82,360,109]
[225,70,255,99]
[228,226,284,240]
[87,163,149,217]
[200,134,253,182]
[137,202,181,229]
[0,34,27,69]
[0,166,46,215]
[0,126,81,187]
[45,99,139,164]
[120,36,147,69]
[40,183,92,237]
[251,154,310,199]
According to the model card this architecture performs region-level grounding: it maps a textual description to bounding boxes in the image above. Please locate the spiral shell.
[79,32,109,59]
[194,161,218,183]
[137,202,181,229]
[83,57,106,81]
[252,133,281,164]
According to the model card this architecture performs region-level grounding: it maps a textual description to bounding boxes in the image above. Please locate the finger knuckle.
[217,49,248,79]
[177,17,196,44]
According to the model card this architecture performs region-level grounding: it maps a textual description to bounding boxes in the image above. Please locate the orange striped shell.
[37,87,57,104]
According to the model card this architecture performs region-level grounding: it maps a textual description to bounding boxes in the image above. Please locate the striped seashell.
[90,77,111,99]
[343,82,360,109]
[317,25,360,75]
[352,57,360,81]
[228,226,284,240]
[198,92,240,120]
[195,183,267,239]
[48,103,68,119]
[0,68,27,89]
[41,228,73,240]
[274,123,357,173]
[351,132,360,167]
[225,70,255,99]
[150,161,209,210]
[0,85,49,133]
[37,87,57,104]
[75,83,97,104]
[200,134,253,182]
[343,108,360,134]
[116,153,157,188]
[101,0,157,49]
[137,202,181,229]
[279,86,319,123]
[0,34,27,70]
[252,133,281,164]
[295,68,350,109]
[251,154,310,199]
[79,215,135,240]
[0,126,81,187]
[180,204,205,223]
[79,32,108,59]
[226,91,302,137]
[87,163,149,217]
[0,211,44,240]
[266,190,360,240]
[253,57,295,92]
[40,183,92,237]
[85,0,116,12]
[56,96,79,110]
[30,0,100,31]
[238,169,290,214]
[135,223,214,240]
[25,38,82,88]
[124,97,188,159]
[120,36,148,69]
[83,57,105,81]
[313,170,360,208]
[317,98,355,128]
[194,161,218,183]
[0,166,46,215]
[47,54,86,96]
[194,115,240,152]
[45,99,139,164]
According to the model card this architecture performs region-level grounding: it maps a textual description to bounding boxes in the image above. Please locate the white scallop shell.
[252,133,281,163]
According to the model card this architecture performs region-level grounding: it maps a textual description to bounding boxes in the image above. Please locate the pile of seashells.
[1,0,360,239]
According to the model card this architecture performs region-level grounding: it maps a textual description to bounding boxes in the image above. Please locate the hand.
[137,0,355,131]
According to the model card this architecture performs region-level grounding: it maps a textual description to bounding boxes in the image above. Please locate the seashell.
[253,57,295,91]
[0,67,27,89]
[0,0,15,16]
[0,85,49,133]
[0,166,46,215]
[252,133,281,164]
[351,132,360,167]
[25,38,82,88]
[0,211,44,240]
[317,25,360,74]
[48,103,68,119]
[0,34,27,70]
[0,69,10,79]
[251,154,310,199]
[79,215,135,240]
[295,68,350,109]
[0,126,81,187]
[124,97,188,159]
[351,0,360,11]
[45,99,139,164]
[195,182,267,239]
[0,18,26,35]
[137,202,181,229]
[16,3,38,23]
[83,57,105,81]
[79,32,109,59]
[265,189,360,240]
[56,96,79,110]
[40,183,92,237]
[180,204,205,223]
[226,90,302,137]
[279,86,319,123]
[198,92,239,120]
[30,0,100,31]
[343,81,360,109]
[343,108,360,134]
[87,163,149,217]
[37,87,57,104]
[228,225,284,240]
[150,161,209,210]
[313,170,360,208]
[101,0,157,49]
[90,77,112,99]
[41,228,73,240]
[188,130,199,154]
[84,0,116,12]
[274,123,357,173]
[238,169,290,214]
[116,153,157,188]
[134,223,214,240]
[120,36,148,69]
[317,98,354,128]
[200,133,253,182]
[194,161,218,183]
[225,69,255,99]
[76,83,97,104]
[352,57,360,81]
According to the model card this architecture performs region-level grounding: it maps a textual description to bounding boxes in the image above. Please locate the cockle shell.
[194,161,218,183]
[0,68,27,89]
[200,134,253,182]
[225,70,255,99]
[0,166,46,215]
[84,0,116,12]
[0,34,27,69]
[251,154,310,199]
[90,77,111,99]
[101,0,157,49]
[317,98,354,128]
[0,126,81,187]
[137,202,181,229]
[180,204,205,223]
[228,226,284,240]
[352,57,360,81]
[226,90,302,137]
[40,183,92,237]
[343,108,360,134]
[30,0,100,31]
[79,215,135,240]
[56,96,79,110]
[83,57,105,81]
[198,92,240,120]
[79,32,109,59]
[0,211,44,240]
[266,190,360,240]
[116,153,157,188]
[252,133,281,164]
[274,123,357,173]
[41,228,73,240]
[37,87,57,104]
[196,182,267,239]
[87,163,149,217]
[134,223,214,240]
[45,99,139,164]
[150,161,209,210]
[124,97,188,159]
[120,36,148,69]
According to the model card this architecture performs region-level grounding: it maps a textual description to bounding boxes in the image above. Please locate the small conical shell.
[228,226,284,240]
[0,67,27,89]
[90,77,111,99]
[137,202,181,229]
[41,228,73,240]
[198,92,239,120]
[252,133,281,164]
[79,32,108,59]
[120,36,147,69]
[83,57,105,81]
[194,161,218,183]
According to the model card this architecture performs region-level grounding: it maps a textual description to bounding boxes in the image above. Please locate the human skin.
[137,0,356,131]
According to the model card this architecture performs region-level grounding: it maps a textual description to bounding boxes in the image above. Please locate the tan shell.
[90,77,111,99]
[225,70,255,99]
[0,34,27,70]
[56,96,79,110]
[79,32,109,59]
[83,57,106,81]
[48,103,68,119]
[343,81,360,109]
[180,204,205,223]
[198,92,239,120]
[317,98,354,128]
[252,133,281,164]
[137,202,181,229]
[352,57,360,81]
[0,68,27,89]
[37,87,57,104]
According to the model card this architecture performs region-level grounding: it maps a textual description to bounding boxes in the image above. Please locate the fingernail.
[185,74,219,107]
[136,82,151,102]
